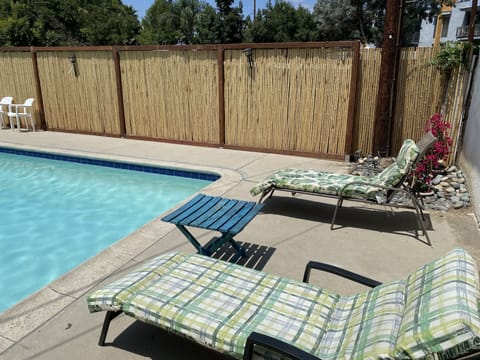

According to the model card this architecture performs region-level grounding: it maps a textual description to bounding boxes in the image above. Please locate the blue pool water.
[0,148,217,313]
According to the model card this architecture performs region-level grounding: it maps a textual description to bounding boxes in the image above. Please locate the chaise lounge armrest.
[338,181,420,206]
[243,332,322,360]
[303,261,382,288]
[243,262,382,359]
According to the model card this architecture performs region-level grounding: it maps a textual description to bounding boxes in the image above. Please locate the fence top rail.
[0,47,31,52]
[0,41,361,54]
[219,41,359,50]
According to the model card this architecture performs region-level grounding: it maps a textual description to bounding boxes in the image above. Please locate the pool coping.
[0,141,243,354]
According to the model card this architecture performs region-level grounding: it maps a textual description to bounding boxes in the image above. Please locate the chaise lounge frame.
[254,132,438,245]
[89,248,480,360]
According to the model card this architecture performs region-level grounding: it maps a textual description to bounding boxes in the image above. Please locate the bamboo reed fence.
[224,47,353,156]
[442,67,470,163]
[0,43,471,163]
[353,49,382,154]
[120,50,219,143]
[391,47,443,152]
[0,51,38,127]
[37,51,120,134]
[352,47,467,159]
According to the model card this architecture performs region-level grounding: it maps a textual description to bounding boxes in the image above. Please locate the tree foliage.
[314,0,454,47]
[214,0,244,43]
[139,0,209,44]
[140,0,244,44]
[80,0,140,45]
[245,0,318,42]
[0,0,140,46]
[0,0,455,46]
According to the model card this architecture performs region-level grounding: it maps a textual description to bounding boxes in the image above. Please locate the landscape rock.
[432,175,444,185]
[349,158,471,211]
[453,202,464,209]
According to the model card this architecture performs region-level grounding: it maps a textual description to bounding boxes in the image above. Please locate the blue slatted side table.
[162,194,264,259]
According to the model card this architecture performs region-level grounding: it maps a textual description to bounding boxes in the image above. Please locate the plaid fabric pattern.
[250,139,419,202]
[87,249,480,359]
[394,248,480,360]
[317,281,405,360]
[87,252,187,312]
[123,254,338,358]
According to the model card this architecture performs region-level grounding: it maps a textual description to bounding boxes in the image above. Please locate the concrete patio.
[0,130,479,360]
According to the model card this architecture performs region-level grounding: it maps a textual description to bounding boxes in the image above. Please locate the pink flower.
[412,113,452,190]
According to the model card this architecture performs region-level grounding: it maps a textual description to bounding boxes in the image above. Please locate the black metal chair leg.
[98,311,122,346]
[404,191,431,246]
[331,197,343,230]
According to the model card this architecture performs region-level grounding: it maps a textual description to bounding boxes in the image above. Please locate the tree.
[80,0,140,45]
[0,0,83,46]
[0,0,140,46]
[140,0,244,44]
[214,0,244,43]
[313,0,453,47]
[245,0,317,42]
[139,0,183,44]
[195,4,219,43]
[140,0,216,44]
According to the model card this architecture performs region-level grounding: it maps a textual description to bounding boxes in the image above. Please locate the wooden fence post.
[31,47,46,130]
[217,46,225,146]
[345,41,361,160]
[112,46,126,137]
[373,0,404,156]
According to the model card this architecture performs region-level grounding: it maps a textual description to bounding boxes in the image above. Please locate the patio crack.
[48,286,78,300]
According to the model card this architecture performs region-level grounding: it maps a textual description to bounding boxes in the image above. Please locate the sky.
[122,0,314,21]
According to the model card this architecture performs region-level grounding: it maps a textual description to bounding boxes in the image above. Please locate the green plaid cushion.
[317,280,405,359]
[87,249,480,360]
[122,254,339,358]
[395,248,480,359]
[87,252,188,313]
[122,254,407,360]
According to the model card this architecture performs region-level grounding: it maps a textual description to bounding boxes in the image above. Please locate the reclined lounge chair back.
[88,248,480,359]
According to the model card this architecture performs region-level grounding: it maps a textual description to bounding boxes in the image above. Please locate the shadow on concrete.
[110,321,233,360]
[260,196,433,244]
[211,241,276,270]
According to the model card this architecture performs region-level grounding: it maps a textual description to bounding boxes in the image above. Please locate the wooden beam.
[469,0,478,44]
[112,47,126,137]
[344,41,361,158]
[217,46,225,146]
[373,0,404,156]
[31,49,46,130]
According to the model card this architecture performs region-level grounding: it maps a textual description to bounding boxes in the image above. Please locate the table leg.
[176,225,211,256]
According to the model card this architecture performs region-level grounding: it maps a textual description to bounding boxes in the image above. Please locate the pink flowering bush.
[412,113,453,191]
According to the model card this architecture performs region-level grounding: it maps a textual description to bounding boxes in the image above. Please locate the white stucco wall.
[418,1,472,47]
[459,57,480,224]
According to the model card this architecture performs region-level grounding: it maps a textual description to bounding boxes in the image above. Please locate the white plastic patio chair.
[0,97,13,129]
[8,98,35,131]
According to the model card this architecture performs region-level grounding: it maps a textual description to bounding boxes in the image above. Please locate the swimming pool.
[0,147,218,313]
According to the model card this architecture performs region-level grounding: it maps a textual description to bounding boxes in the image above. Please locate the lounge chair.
[87,248,480,359]
[250,132,437,245]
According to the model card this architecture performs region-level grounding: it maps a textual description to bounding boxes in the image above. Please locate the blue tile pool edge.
[0,146,221,182]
